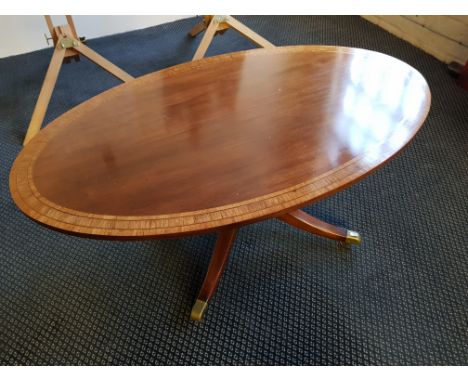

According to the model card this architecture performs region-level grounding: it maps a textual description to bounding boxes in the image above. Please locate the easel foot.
[188,21,207,37]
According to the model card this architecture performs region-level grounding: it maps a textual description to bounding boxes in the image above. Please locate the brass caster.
[345,230,362,245]
[190,299,208,321]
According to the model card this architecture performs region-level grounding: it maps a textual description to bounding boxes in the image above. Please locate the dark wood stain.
[10,46,431,238]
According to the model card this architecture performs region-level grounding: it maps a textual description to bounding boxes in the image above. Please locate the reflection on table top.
[10,46,431,238]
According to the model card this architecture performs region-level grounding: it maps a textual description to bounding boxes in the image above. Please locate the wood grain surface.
[9,46,431,239]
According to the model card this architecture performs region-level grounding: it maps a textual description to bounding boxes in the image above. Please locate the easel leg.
[192,17,220,61]
[189,20,208,37]
[23,16,133,145]
[191,227,238,320]
[73,43,134,82]
[44,15,55,37]
[23,44,66,145]
[226,16,275,48]
[278,209,361,245]
[65,15,79,39]
[191,15,275,61]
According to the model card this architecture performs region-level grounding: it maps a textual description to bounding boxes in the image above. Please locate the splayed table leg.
[191,227,239,321]
[278,209,362,245]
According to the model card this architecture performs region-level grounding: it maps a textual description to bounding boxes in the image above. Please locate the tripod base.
[190,210,361,321]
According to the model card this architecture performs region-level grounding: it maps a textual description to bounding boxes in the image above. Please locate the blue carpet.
[0,16,467,365]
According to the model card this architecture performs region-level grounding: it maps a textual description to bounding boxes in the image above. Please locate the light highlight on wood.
[11,46,431,239]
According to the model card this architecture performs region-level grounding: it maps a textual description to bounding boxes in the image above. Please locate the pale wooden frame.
[192,15,275,61]
[23,16,134,145]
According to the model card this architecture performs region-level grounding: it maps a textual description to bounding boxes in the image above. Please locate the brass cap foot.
[190,299,208,321]
[345,230,362,245]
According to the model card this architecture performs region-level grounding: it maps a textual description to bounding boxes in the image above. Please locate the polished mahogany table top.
[10,46,431,239]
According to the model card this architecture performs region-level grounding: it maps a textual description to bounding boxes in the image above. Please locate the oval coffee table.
[10,46,431,320]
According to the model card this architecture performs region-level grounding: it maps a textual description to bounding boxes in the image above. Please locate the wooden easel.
[23,16,134,145]
[189,15,275,60]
